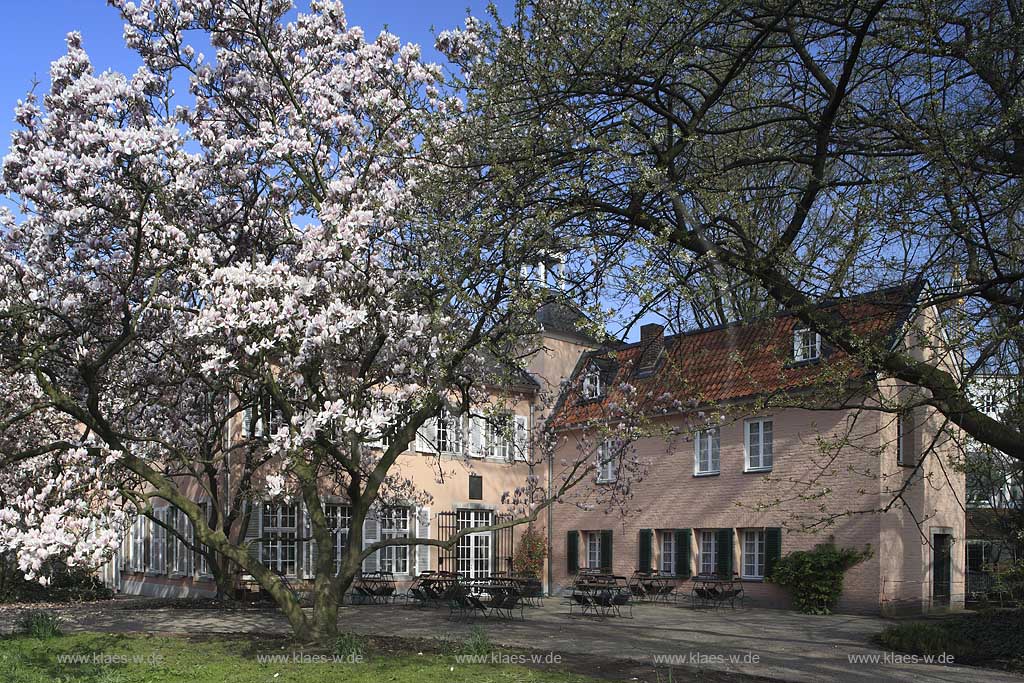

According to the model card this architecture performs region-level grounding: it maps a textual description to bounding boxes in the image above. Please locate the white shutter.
[469,416,485,458]
[152,510,165,574]
[415,507,431,575]
[362,509,379,573]
[792,329,802,360]
[242,405,252,437]
[185,515,194,576]
[244,502,262,568]
[514,414,529,461]
[416,417,437,453]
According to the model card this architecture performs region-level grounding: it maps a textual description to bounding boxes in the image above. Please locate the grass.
[874,608,1024,668]
[0,631,602,683]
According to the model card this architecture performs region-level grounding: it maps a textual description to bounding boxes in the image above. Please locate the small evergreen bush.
[512,525,547,578]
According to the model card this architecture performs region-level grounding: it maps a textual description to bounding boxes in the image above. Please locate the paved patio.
[3,600,1020,683]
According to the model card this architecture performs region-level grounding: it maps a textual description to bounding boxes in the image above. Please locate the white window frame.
[694,427,720,475]
[379,507,410,575]
[486,413,512,460]
[660,531,675,575]
[326,503,351,576]
[456,509,493,579]
[586,531,602,570]
[793,328,821,362]
[699,530,717,575]
[582,366,603,400]
[148,510,166,574]
[261,503,298,576]
[745,418,773,472]
[436,410,464,455]
[742,529,766,579]
[596,440,618,483]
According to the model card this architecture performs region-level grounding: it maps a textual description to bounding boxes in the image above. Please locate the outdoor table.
[569,574,631,618]
[689,575,744,609]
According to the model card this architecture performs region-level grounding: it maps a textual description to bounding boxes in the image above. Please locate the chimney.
[637,323,664,375]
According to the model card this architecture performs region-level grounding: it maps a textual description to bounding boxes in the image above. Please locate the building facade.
[546,285,966,614]
[101,302,600,599]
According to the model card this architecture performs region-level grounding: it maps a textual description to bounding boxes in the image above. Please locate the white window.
[148,511,166,574]
[486,413,512,460]
[896,413,907,466]
[167,506,193,576]
[596,440,618,483]
[326,504,351,576]
[699,530,717,575]
[793,328,820,362]
[582,366,603,400]
[586,531,602,569]
[436,410,464,455]
[694,427,720,475]
[745,419,773,471]
[241,394,285,439]
[457,509,493,579]
[379,507,410,574]
[980,393,998,415]
[742,529,766,579]
[660,532,675,575]
[261,503,298,576]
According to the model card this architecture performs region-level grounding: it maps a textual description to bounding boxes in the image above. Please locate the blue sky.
[0,1,507,152]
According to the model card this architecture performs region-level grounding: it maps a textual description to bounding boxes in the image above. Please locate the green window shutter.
[566,530,579,574]
[638,529,653,572]
[765,527,782,578]
[716,528,733,577]
[674,529,691,578]
[600,530,613,572]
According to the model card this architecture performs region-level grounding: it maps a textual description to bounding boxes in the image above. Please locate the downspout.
[546,411,554,596]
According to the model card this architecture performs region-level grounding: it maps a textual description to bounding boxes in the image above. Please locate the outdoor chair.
[448,583,484,621]
[611,586,634,618]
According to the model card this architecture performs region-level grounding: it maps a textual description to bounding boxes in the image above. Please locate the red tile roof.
[550,284,922,430]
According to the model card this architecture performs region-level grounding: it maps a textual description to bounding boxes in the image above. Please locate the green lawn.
[0,632,601,683]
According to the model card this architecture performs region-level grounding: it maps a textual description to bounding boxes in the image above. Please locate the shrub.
[768,542,872,614]
[334,632,366,659]
[512,525,547,578]
[460,626,492,657]
[873,609,1024,665]
[0,557,113,604]
[874,622,963,657]
[15,610,63,638]
[991,559,1024,606]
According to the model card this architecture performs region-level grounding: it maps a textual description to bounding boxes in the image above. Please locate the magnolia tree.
[0,0,628,641]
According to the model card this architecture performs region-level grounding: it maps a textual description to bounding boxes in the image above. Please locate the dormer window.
[793,328,821,362]
[582,365,603,400]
